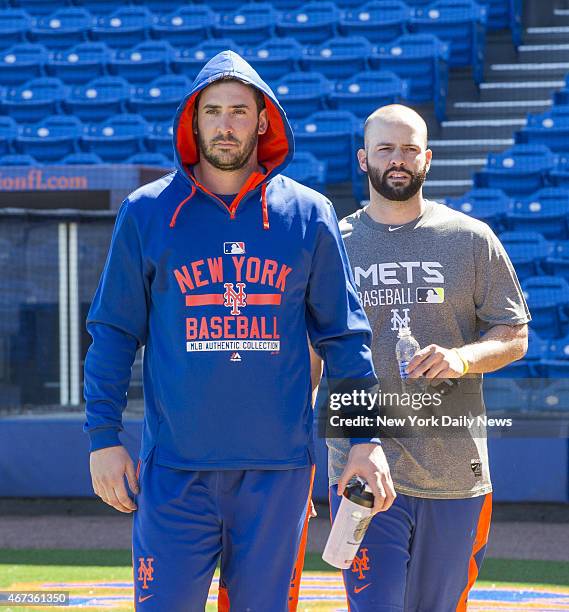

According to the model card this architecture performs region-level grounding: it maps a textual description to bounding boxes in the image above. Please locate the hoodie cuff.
[350,437,382,446]
[89,428,122,452]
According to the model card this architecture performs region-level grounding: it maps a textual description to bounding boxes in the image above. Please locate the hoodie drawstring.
[261,183,269,230]
[169,185,196,228]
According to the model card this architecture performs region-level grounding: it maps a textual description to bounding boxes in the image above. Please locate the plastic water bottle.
[395,327,425,394]
[322,481,374,569]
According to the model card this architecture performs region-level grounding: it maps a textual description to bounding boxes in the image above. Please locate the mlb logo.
[224,242,245,255]
[416,287,444,304]
[230,352,242,362]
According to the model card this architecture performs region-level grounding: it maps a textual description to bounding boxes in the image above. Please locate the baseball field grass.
[1,550,569,612]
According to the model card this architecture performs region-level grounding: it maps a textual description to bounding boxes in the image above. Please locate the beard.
[367,160,428,202]
[197,122,259,171]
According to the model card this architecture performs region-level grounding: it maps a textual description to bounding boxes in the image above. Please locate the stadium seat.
[0,43,47,86]
[15,115,83,163]
[282,151,327,193]
[548,155,569,188]
[73,0,122,16]
[474,144,556,196]
[81,113,149,161]
[482,0,511,30]
[370,34,449,122]
[522,275,569,339]
[530,380,569,412]
[61,151,103,164]
[270,0,305,8]
[136,0,181,15]
[3,77,68,123]
[507,188,569,240]
[90,6,153,49]
[214,4,278,46]
[150,5,216,48]
[65,76,131,123]
[447,188,512,232]
[542,333,569,377]
[526,328,547,362]
[544,240,569,283]
[0,9,33,50]
[29,8,92,50]
[129,74,189,122]
[47,42,111,85]
[292,110,358,185]
[0,153,37,165]
[171,40,242,80]
[274,72,333,119]
[207,0,245,11]
[516,109,569,153]
[339,1,411,44]
[483,378,531,411]
[301,36,372,80]
[499,231,551,280]
[409,0,487,83]
[146,121,174,157]
[242,38,302,83]
[127,152,173,167]
[12,0,62,15]
[0,116,18,156]
[328,70,406,118]
[276,2,341,44]
[552,74,569,106]
[108,41,174,84]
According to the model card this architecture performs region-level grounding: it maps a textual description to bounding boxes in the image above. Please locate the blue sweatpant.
[132,448,313,611]
[329,485,492,612]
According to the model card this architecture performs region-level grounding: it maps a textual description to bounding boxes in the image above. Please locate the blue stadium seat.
[516,108,569,153]
[507,188,569,240]
[531,380,569,412]
[150,5,216,48]
[242,38,302,83]
[447,188,512,232]
[127,151,173,166]
[81,113,149,161]
[292,110,358,184]
[552,74,569,106]
[548,154,569,188]
[90,6,153,49]
[474,144,556,196]
[277,2,341,44]
[214,4,278,46]
[0,153,37,165]
[270,0,305,7]
[61,151,103,164]
[302,36,371,80]
[499,231,551,280]
[72,0,119,16]
[108,41,174,84]
[0,116,18,156]
[0,9,32,50]
[282,151,327,193]
[483,378,531,410]
[526,328,547,362]
[0,43,47,85]
[12,0,63,15]
[522,275,569,339]
[370,34,449,122]
[207,0,244,11]
[3,77,68,123]
[274,72,333,119]
[136,0,181,15]
[15,115,83,162]
[481,0,510,30]
[129,74,189,122]
[47,42,111,84]
[339,1,411,44]
[544,240,569,283]
[29,8,92,50]
[65,76,130,123]
[171,40,242,80]
[146,121,173,157]
[409,0,487,83]
[328,70,406,118]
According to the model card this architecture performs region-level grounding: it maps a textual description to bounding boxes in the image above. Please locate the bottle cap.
[344,481,374,508]
[397,326,412,338]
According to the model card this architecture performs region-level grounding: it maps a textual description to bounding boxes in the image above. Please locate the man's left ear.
[425,148,433,173]
[258,109,268,135]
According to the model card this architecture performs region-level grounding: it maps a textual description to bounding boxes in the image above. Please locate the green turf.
[1,550,568,586]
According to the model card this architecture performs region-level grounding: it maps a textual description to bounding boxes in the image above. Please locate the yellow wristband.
[453,348,470,376]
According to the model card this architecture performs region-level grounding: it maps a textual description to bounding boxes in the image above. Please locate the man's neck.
[193,157,262,196]
[365,190,426,226]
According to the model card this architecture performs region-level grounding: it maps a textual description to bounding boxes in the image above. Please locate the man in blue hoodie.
[84,51,394,611]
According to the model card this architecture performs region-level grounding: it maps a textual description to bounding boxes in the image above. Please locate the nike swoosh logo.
[388,226,404,231]
[354,583,372,594]
[138,594,154,603]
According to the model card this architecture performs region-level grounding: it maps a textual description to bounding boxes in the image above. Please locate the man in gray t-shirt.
[325,105,530,612]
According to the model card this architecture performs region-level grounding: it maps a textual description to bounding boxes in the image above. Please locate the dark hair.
[195,75,266,115]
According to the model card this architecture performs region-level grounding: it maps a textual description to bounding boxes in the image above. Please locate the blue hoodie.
[84,51,376,470]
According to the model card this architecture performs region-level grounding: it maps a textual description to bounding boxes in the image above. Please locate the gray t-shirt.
[327,200,531,499]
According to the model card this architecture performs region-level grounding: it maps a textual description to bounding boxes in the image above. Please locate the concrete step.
[517,43,569,62]
[449,99,552,118]
[487,61,569,80]
[440,118,527,139]
[427,158,486,181]
[429,138,513,155]
[423,179,473,200]
[524,26,569,44]
[478,79,565,101]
